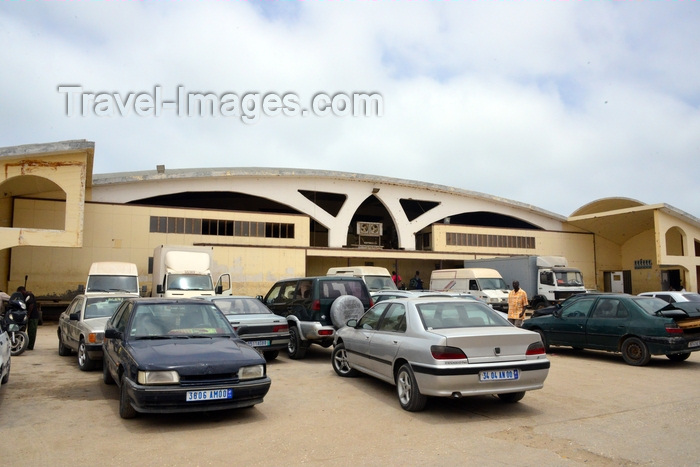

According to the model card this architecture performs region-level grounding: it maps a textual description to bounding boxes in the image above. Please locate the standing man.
[409,271,424,290]
[18,286,39,350]
[507,280,528,327]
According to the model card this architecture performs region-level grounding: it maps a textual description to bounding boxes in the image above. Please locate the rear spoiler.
[658,302,700,319]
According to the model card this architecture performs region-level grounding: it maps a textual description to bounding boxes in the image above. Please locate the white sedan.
[332,297,550,411]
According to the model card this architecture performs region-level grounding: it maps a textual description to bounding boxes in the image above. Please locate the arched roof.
[571,197,646,217]
[90,167,571,250]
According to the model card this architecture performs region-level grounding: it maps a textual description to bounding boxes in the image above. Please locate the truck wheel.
[287,327,307,360]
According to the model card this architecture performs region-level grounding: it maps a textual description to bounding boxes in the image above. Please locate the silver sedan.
[200,296,290,361]
[57,294,135,370]
[332,297,550,411]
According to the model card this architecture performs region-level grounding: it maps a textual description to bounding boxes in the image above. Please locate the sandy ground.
[1,324,699,467]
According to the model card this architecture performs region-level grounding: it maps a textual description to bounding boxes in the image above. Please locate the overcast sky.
[1,2,699,219]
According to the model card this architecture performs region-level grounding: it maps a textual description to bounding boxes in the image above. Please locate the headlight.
[239,365,265,380]
[87,332,104,344]
[138,370,180,385]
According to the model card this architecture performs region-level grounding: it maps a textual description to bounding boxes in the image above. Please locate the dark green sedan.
[522,293,700,366]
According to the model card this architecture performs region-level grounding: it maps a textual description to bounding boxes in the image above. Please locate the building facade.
[2,140,699,311]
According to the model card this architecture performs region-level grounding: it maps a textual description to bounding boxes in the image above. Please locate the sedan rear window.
[416,302,509,329]
[632,297,671,315]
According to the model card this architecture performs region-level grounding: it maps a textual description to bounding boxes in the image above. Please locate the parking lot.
[1,324,700,467]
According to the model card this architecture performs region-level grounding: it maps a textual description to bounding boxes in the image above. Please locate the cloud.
[1,1,699,218]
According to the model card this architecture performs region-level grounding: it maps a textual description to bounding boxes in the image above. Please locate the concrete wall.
[8,200,309,300]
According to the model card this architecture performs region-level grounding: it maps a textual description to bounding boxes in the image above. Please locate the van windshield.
[86,275,138,293]
[366,276,397,292]
[477,278,508,290]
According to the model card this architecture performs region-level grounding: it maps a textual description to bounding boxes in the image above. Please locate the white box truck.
[151,245,231,298]
[429,268,510,311]
[326,266,397,293]
[463,256,586,310]
[85,262,140,295]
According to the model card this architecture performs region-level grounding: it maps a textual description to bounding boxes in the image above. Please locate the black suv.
[262,276,372,359]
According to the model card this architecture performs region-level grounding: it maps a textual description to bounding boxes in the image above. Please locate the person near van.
[391,271,403,288]
[507,280,528,327]
[409,271,423,290]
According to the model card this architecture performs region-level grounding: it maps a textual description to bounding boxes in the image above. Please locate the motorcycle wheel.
[10,331,29,356]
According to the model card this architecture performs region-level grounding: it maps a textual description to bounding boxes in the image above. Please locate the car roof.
[125,297,216,305]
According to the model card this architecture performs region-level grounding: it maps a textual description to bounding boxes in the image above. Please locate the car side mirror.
[346,319,358,328]
[69,312,80,321]
[553,309,562,318]
[104,328,122,340]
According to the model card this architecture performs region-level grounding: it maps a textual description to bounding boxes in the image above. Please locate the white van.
[326,266,397,293]
[85,262,140,295]
[429,268,509,311]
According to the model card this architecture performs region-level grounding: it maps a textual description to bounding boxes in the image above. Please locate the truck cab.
[429,268,509,311]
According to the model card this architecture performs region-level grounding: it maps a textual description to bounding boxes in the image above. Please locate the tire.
[330,295,365,328]
[498,391,525,403]
[666,352,691,362]
[395,364,427,412]
[263,350,279,361]
[77,339,96,371]
[57,331,72,356]
[1,358,10,384]
[119,375,137,419]
[10,331,28,356]
[621,337,651,366]
[331,343,357,377]
[287,326,307,360]
[535,329,549,353]
[103,360,115,385]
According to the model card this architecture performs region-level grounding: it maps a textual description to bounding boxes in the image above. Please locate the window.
[149,216,295,239]
[561,298,595,318]
[378,304,406,332]
[358,303,388,330]
[446,232,535,249]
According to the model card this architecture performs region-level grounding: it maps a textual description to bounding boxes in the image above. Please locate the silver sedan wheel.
[331,343,356,377]
[396,364,427,411]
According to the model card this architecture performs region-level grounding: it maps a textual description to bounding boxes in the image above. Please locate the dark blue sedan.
[103,298,271,419]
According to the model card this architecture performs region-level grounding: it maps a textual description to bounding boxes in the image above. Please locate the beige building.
[2,140,699,313]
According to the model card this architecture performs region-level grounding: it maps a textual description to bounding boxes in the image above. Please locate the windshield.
[86,275,138,293]
[366,276,397,292]
[554,270,584,287]
[129,302,233,337]
[166,274,214,291]
[477,278,507,290]
[632,297,671,315]
[85,296,129,319]
[213,298,272,315]
[417,301,510,329]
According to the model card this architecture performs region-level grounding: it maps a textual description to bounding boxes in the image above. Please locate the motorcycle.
[1,298,29,356]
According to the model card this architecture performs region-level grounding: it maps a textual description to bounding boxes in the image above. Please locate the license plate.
[479,369,520,382]
[186,388,233,402]
[248,340,270,347]
[689,340,700,349]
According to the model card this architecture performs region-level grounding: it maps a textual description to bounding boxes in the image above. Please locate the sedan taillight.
[431,345,467,360]
[526,342,546,355]
[273,324,289,332]
[665,325,683,335]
